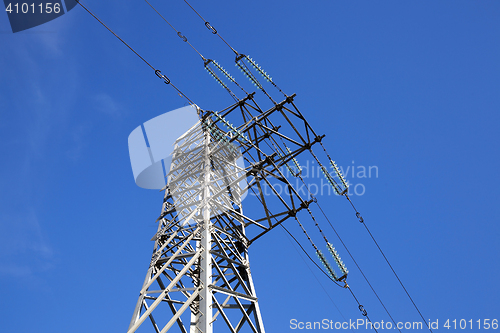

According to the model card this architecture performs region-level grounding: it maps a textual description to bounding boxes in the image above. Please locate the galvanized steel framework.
[128,94,325,333]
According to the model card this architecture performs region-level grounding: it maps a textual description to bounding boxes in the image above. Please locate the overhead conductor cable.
[78,0,429,331]
[74,0,194,105]
[143,0,251,100]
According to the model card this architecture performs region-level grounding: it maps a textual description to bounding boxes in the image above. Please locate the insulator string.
[78,0,429,329]
[182,0,288,99]
[248,185,378,327]
[290,174,401,330]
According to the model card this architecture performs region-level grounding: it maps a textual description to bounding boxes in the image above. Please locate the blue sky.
[1,1,499,332]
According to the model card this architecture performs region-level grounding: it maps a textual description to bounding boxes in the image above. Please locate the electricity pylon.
[128,118,265,333]
[128,93,330,332]
[74,0,405,329]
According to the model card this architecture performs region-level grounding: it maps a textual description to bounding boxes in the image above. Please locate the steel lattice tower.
[128,94,326,333]
[74,0,429,330]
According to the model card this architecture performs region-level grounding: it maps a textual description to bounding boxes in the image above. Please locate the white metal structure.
[128,93,332,332]
[128,120,264,333]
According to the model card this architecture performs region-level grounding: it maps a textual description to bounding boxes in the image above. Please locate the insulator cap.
[316,249,339,281]
[321,166,342,195]
[331,160,349,191]
[327,242,349,276]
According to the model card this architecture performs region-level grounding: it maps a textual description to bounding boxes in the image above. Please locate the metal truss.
[129,93,328,332]
[199,93,324,244]
[129,120,265,333]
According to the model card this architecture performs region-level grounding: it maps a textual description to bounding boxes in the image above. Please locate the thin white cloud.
[0,210,54,278]
[0,22,76,280]
[92,92,123,118]
[67,122,92,161]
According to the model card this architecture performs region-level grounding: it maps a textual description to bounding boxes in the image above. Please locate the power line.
[142,0,250,101]
[313,197,401,333]
[144,0,206,60]
[77,1,430,329]
[74,0,195,105]
[247,185,379,332]
[315,138,431,332]
[280,223,379,333]
[269,133,400,330]
[249,119,399,328]
[283,164,401,332]
[346,285,379,333]
[279,225,354,333]
[182,0,239,56]
[345,195,433,333]
[182,0,288,99]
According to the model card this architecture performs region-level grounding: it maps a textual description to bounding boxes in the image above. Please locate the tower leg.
[197,129,213,333]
